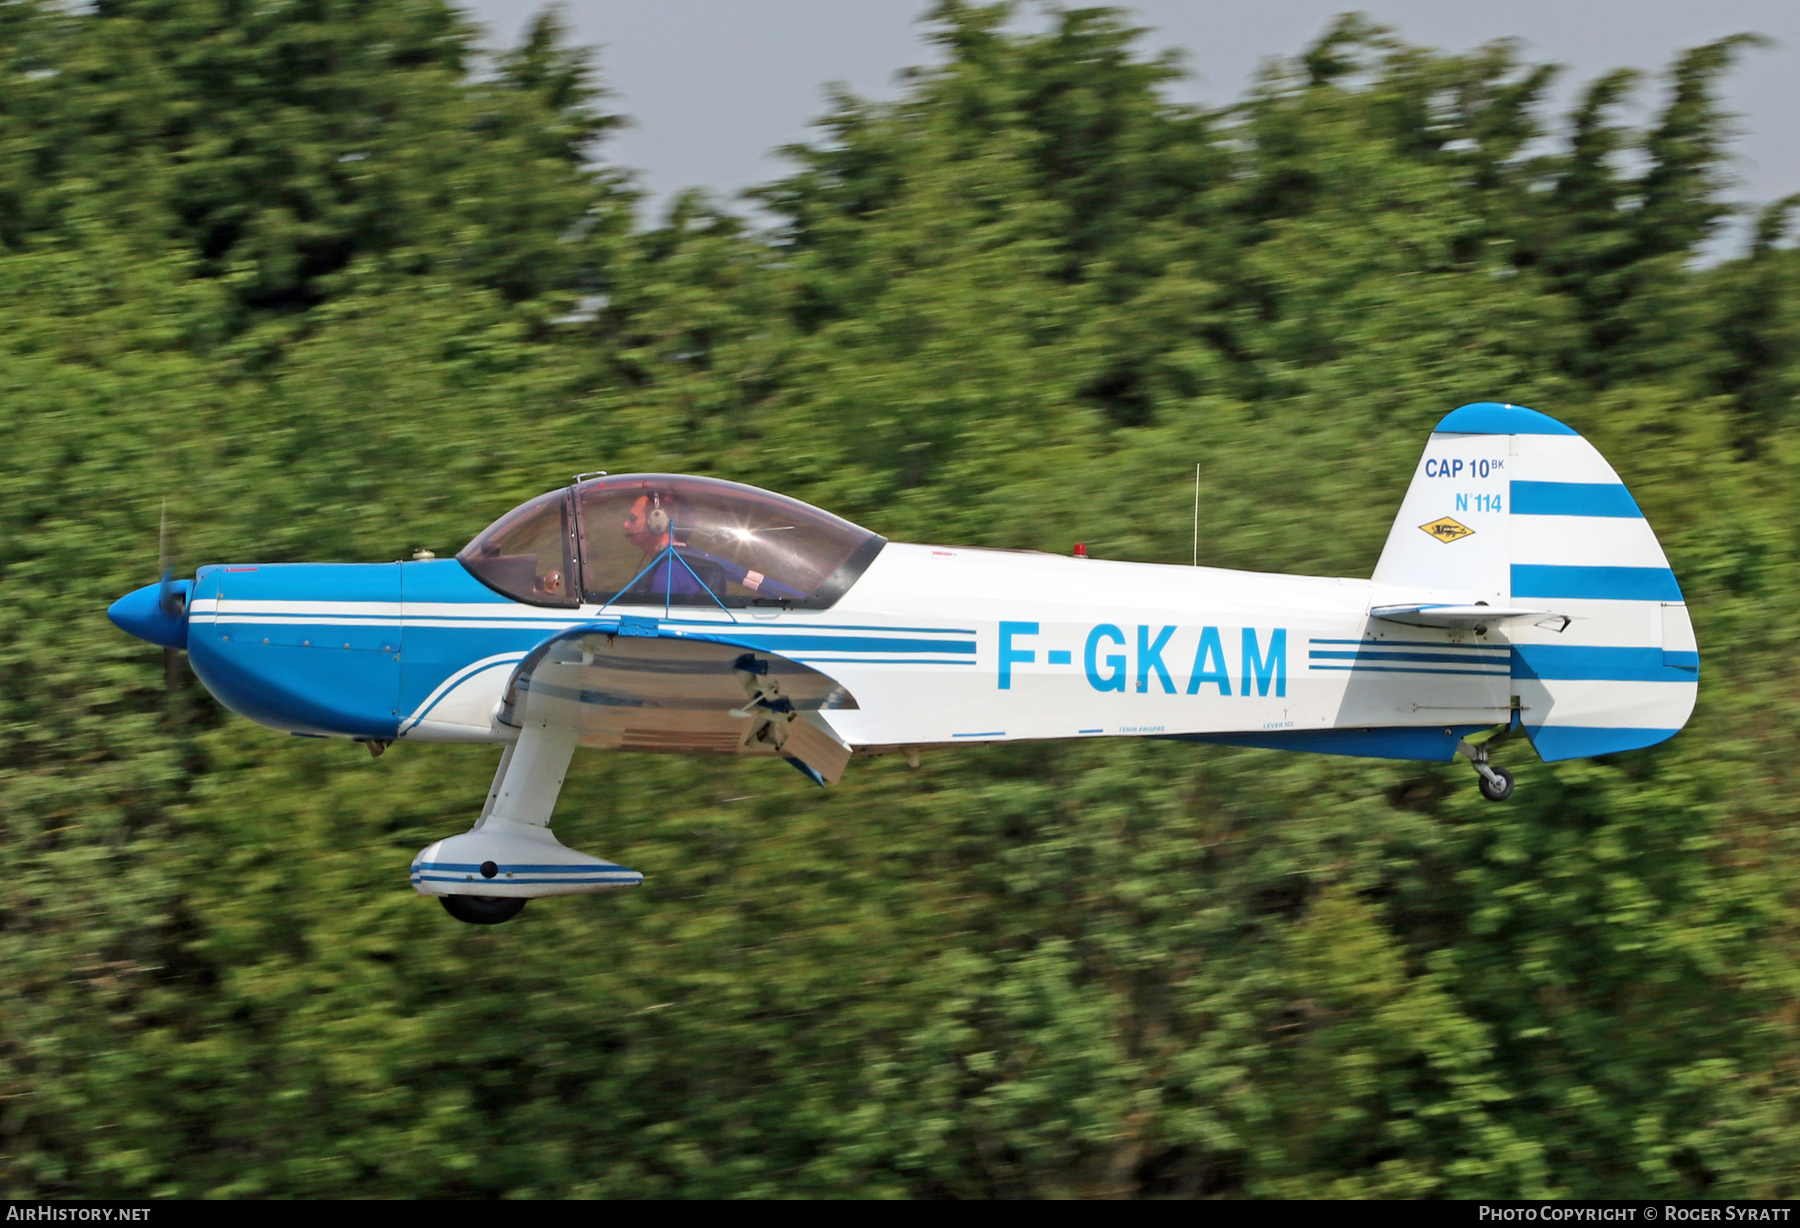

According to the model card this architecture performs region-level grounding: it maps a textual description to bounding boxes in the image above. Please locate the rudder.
[1373,402,1697,763]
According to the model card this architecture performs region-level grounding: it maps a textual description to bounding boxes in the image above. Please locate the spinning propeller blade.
[157,501,181,616]
[156,501,184,694]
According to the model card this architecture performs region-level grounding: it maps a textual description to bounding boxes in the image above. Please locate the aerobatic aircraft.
[109,402,1698,924]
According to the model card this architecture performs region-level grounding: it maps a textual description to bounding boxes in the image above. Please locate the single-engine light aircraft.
[109,403,1697,924]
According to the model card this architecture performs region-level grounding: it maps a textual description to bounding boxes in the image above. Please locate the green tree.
[4,1,1800,1200]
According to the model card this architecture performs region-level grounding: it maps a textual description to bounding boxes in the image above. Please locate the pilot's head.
[623,492,673,552]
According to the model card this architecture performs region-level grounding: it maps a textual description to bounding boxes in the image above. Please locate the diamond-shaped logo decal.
[1419,516,1475,543]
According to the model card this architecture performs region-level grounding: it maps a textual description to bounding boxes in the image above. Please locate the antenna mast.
[1192,464,1200,567]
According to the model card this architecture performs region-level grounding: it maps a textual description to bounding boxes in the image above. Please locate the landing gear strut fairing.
[109,404,1698,923]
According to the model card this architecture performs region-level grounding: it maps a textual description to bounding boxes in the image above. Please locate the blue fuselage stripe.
[786,657,976,666]
[216,618,979,658]
[661,618,975,635]
[1527,725,1680,761]
[680,633,974,655]
[1310,650,1510,666]
[1310,664,1511,677]
[1309,638,1507,654]
[1175,724,1489,762]
[1512,645,1700,682]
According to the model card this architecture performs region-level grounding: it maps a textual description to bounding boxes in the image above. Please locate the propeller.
[157,501,184,696]
[105,501,193,712]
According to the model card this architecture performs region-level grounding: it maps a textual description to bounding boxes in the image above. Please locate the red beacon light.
[1072,543,1089,558]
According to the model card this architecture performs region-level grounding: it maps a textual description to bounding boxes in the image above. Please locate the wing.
[497,621,858,785]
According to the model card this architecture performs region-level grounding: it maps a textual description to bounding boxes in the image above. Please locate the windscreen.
[456,489,579,607]
[575,474,883,609]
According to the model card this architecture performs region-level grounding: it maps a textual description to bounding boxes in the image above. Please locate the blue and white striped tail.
[1488,405,1696,760]
[1375,403,1697,763]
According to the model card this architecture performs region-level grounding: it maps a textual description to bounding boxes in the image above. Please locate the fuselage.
[180,543,1514,761]
[113,407,1704,834]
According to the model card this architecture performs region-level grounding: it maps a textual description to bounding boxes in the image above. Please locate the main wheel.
[440,894,528,925]
[1477,766,1515,802]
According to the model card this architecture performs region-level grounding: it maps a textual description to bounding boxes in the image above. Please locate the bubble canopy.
[457,474,887,610]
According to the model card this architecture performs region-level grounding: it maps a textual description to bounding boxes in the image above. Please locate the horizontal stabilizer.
[1372,603,1566,629]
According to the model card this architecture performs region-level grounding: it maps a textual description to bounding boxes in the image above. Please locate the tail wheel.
[440,895,528,925]
[1477,766,1515,802]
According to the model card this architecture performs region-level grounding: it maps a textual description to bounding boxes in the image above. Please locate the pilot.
[619,490,808,604]
[621,491,670,556]
[622,491,714,600]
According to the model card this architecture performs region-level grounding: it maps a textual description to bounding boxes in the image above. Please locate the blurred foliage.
[2,0,1799,1199]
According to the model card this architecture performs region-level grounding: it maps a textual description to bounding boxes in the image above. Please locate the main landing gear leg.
[1456,735,1514,802]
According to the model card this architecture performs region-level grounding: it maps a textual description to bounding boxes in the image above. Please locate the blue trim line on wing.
[1434,402,1579,436]
[1512,644,1700,683]
[1511,564,1683,601]
[1510,481,1642,518]
[953,731,1005,738]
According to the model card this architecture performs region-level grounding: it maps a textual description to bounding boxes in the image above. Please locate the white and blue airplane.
[109,403,1697,924]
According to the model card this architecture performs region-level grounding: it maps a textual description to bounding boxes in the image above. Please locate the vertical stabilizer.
[1372,420,1514,601]
[1375,403,1697,762]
